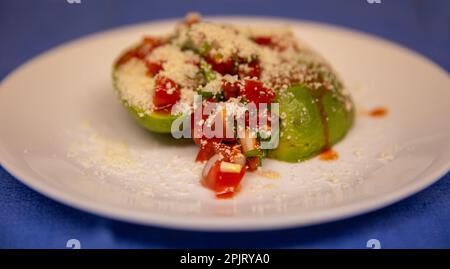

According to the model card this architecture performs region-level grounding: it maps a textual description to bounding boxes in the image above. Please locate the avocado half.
[267,84,354,162]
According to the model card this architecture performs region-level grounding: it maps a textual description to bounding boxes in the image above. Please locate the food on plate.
[112,14,354,198]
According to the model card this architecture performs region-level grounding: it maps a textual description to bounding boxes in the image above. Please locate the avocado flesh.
[267,84,354,162]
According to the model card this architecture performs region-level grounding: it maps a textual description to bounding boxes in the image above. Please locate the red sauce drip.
[308,86,330,151]
[319,149,339,161]
[369,107,388,118]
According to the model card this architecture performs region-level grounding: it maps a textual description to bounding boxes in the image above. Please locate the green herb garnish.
[244,149,262,158]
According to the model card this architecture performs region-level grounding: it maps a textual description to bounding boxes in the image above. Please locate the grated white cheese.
[115,58,155,114]
[147,45,200,89]
[175,22,259,60]
[200,77,223,94]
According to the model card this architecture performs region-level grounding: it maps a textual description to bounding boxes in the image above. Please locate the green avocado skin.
[127,105,178,133]
[267,85,354,163]
[323,88,355,146]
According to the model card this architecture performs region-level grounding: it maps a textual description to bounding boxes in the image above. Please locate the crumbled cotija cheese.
[200,77,223,94]
[176,22,260,60]
[147,45,200,89]
[115,58,155,113]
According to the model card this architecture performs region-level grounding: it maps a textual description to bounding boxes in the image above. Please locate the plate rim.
[1,16,450,231]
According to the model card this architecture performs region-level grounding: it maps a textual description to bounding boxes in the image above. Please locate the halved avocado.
[267,84,354,162]
[112,58,353,155]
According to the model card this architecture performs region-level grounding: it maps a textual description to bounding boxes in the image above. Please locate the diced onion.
[202,154,221,178]
[239,128,257,152]
[232,153,246,166]
[220,162,243,173]
[240,136,256,152]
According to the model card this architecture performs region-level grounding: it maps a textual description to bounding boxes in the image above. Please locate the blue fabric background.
[0,0,449,248]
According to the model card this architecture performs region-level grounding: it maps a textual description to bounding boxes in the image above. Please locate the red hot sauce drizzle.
[308,86,331,153]
[319,148,339,161]
[307,82,339,161]
[368,107,388,118]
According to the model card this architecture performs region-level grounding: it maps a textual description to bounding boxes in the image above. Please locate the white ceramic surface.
[1,17,449,231]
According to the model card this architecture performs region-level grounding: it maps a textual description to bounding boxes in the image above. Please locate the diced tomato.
[217,143,240,161]
[239,110,264,131]
[202,160,221,190]
[253,36,273,46]
[191,101,222,145]
[244,111,272,129]
[202,160,246,198]
[205,55,261,79]
[252,36,287,51]
[232,57,261,79]
[196,140,237,162]
[195,140,219,162]
[153,76,180,112]
[241,80,276,105]
[196,145,215,162]
[193,136,202,146]
[246,157,260,172]
[191,100,223,147]
[241,104,273,134]
[115,37,164,67]
[194,101,237,142]
[146,61,163,76]
[195,138,244,162]
[206,56,236,75]
[215,166,246,198]
[246,60,261,79]
[222,80,240,99]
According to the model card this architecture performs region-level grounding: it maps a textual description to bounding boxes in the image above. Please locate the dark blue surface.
[0,0,449,248]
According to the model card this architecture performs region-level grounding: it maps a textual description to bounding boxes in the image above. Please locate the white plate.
[1,17,450,231]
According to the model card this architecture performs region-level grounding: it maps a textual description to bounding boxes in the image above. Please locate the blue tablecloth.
[0,0,449,248]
